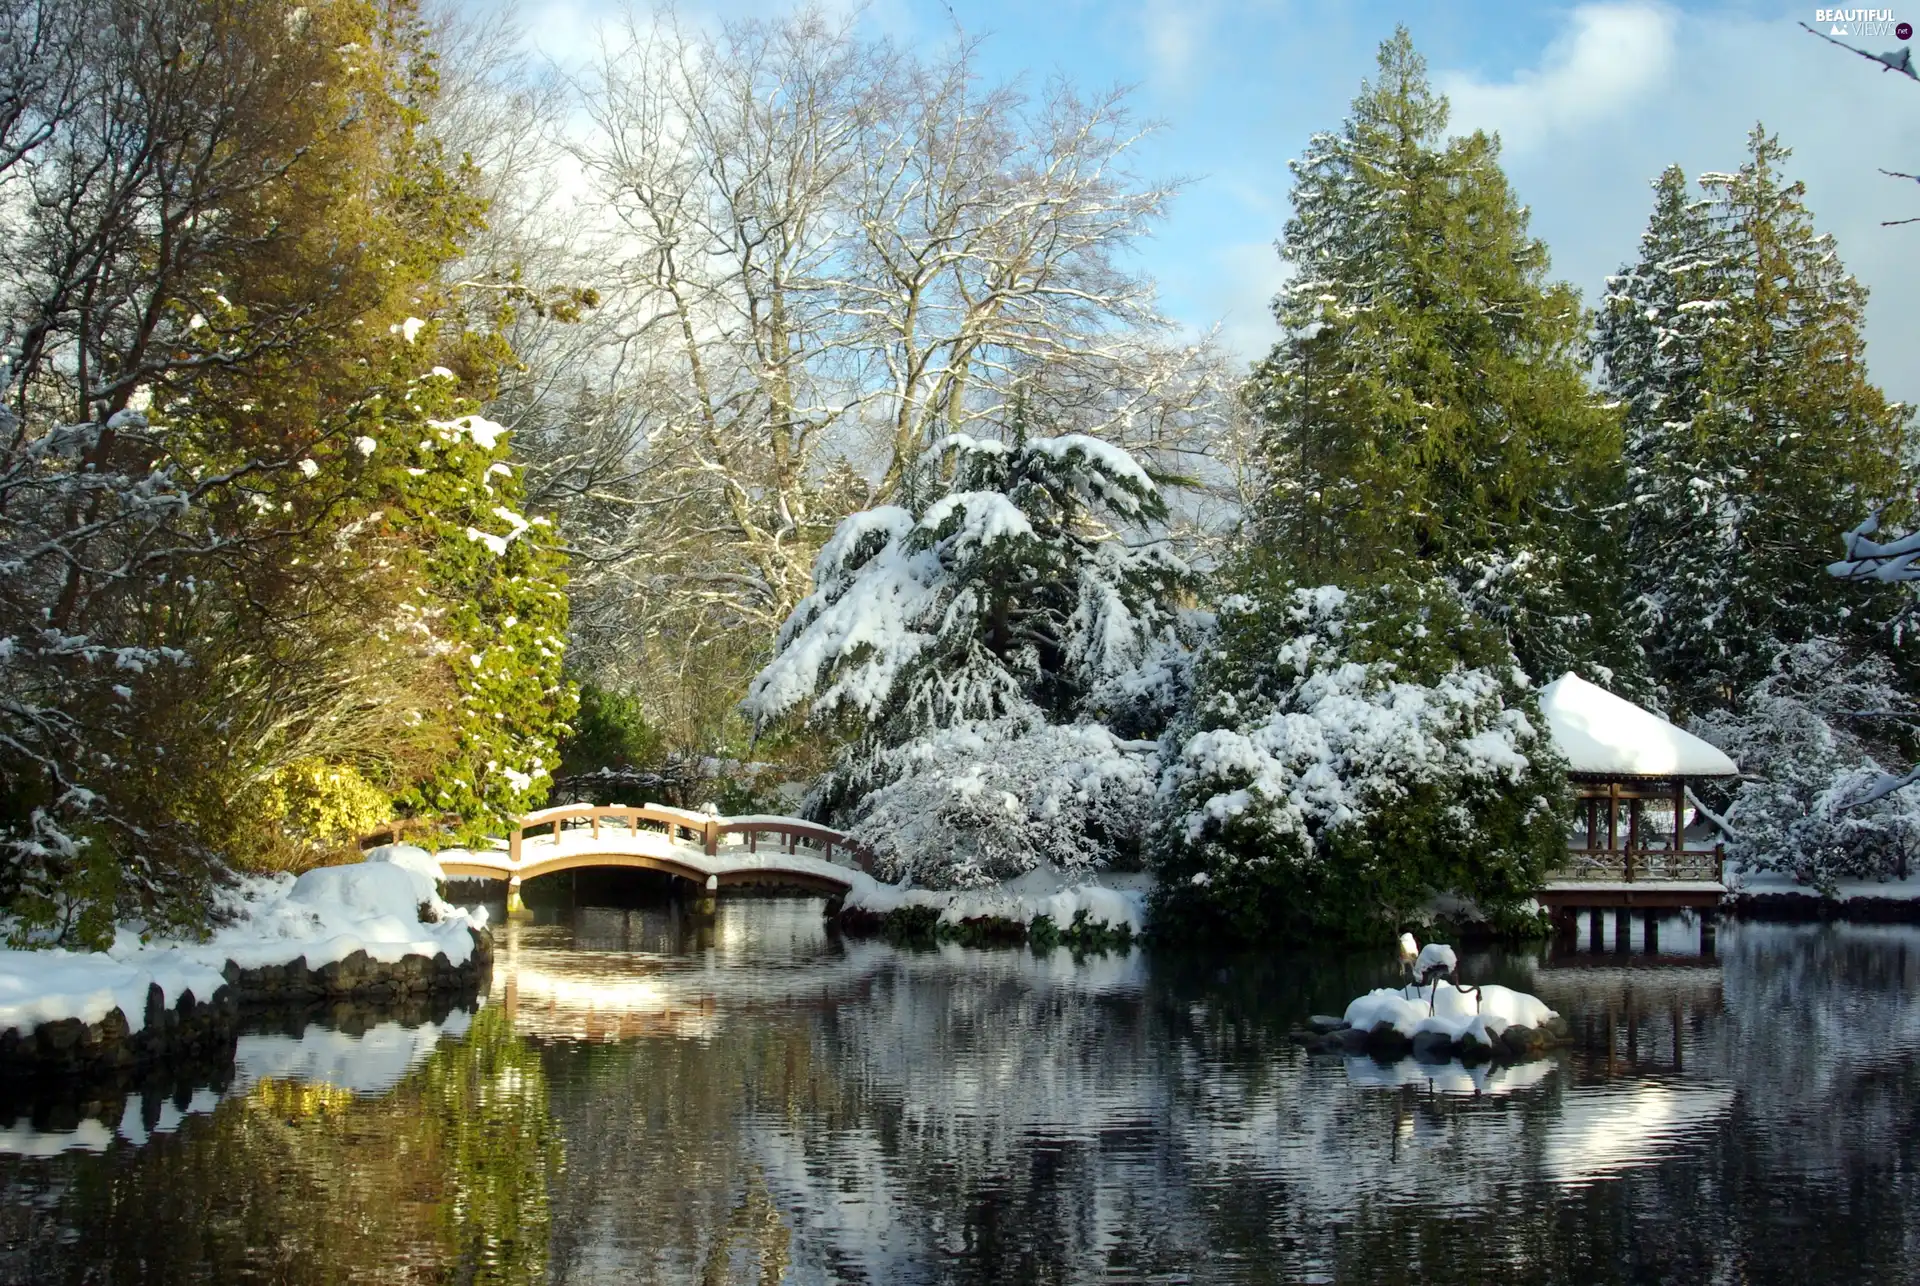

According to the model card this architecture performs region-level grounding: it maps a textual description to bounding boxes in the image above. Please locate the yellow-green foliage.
[256,760,394,851]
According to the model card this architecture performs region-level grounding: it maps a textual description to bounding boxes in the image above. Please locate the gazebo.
[1537,673,1739,887]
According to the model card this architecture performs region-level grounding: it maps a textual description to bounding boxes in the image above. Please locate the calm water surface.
[2,898,1918,1284]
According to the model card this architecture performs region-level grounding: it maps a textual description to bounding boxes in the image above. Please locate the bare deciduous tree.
[506,4,1236,738]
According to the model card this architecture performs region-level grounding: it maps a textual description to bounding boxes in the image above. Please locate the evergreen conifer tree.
[1246,28,1625,686]
[743,429,1190,882]
[1598,131,1911,716]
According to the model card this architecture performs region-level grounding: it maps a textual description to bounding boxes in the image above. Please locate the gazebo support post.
[1607,781,1620,855]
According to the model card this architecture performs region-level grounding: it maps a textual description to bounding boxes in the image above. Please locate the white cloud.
[1441,3,1678,156]
[1438,9,1920,409]
[1140,0,1213,91]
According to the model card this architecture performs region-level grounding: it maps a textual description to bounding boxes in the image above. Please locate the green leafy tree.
[1245,28,1627,686]
[371,368,577,841]
[0,0,576,936]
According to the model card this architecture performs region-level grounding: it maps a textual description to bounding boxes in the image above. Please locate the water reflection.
[1,901,1918,1284]
[0,1001,553,1285]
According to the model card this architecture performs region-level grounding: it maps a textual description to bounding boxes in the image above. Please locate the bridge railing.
[509,803,719,865]
[714,816,876,875]
[1545,845,1725,885]
[505,803,877,875]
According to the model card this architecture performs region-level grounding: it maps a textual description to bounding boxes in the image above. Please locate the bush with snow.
[1150,574,1569,944]
[844,719,1154,888]
[1693,639,1920,889]
[745,431,1192,884]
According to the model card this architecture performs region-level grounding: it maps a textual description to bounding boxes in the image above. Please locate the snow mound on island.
[210,852,485,971]
[1344,978,1558,1043]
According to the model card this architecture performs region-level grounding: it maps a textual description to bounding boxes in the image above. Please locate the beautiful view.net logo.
[1814,7,1910,38]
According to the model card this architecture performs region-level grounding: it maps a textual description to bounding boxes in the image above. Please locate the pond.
[2,897,1917,1284]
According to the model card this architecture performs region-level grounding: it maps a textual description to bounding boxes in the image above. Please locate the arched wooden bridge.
[431,803,877,905]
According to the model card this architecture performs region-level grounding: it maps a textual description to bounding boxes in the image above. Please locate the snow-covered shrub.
[745,431,1193,878]
[1150,574,1569,944]
[1693,639,1920,889]
[844,719,1155,888]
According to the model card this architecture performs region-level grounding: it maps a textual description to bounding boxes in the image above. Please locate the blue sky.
[494,0,1920,405]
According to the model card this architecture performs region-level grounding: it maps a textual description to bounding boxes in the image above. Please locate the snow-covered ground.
[840,866,1151,935]
[0,845,485,1041]
[1728,864,1920,902]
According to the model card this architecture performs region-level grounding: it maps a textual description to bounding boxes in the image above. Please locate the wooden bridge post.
[703,817,719,856]
[509,825,522,867]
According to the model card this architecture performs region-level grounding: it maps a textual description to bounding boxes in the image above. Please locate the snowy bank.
[838,866,1150,945]
[0,846,491,1077]
[1726,864,1920,918]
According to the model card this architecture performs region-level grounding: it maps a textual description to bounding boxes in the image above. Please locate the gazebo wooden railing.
[1551,776,1724,884]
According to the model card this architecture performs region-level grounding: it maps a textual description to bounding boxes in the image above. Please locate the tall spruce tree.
[1597,130,1911,717]
[1246,28,1625,686]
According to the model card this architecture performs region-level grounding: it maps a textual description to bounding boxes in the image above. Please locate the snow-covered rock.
[1411,942,1457,980]
[1342,978,1559,1046]
[0,946,227,1037]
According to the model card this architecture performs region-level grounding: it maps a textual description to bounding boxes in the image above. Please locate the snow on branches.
[744,433,1191,742]
[1150,576,1568,943]
[745,432,1192,881]
[1693,639,1920,888]
[847,719,1156,888]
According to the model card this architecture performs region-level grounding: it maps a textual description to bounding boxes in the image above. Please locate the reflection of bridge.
[434,804,876,908]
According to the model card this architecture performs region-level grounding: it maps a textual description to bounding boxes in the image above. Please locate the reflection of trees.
[418,1005,561,1283]
[539,1025,824,1282]
[0,1007,558,1285]
[549,926,1916,1284]
[10,917,1920,1283]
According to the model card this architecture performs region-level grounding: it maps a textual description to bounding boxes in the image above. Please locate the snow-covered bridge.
[434,803,875,908]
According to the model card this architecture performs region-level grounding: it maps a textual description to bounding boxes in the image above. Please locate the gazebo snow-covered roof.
[1536,673,1734,908]
[1537,673,1737,779]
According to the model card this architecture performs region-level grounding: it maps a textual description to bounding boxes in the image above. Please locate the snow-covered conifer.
[1150,573,1568,944]
[744,431,1190,878]
[1599,135,1911,717]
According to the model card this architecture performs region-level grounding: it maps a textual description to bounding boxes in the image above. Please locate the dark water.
[3,899,1919,1285]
